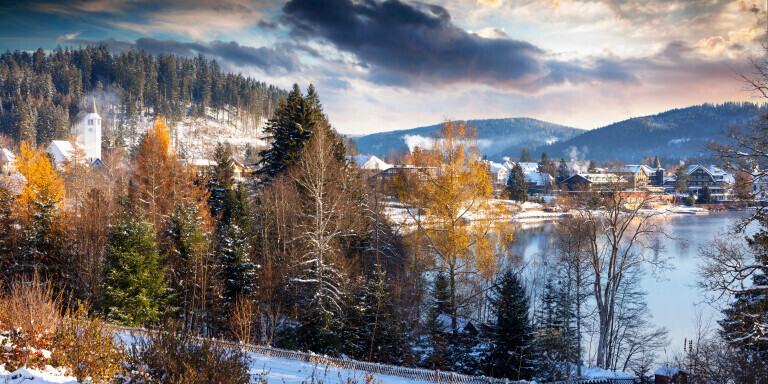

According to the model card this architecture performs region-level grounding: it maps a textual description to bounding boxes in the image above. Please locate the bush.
[52,302,125,382]
[120,321,251,384]
[0,275,62,370]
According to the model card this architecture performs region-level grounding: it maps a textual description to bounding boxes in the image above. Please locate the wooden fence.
[114,326,637,384]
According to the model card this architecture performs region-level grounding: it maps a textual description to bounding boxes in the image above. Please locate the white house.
[47,140,84,164]
[0,148,16,173]
[347,155,392,171]
[488,161,508,184]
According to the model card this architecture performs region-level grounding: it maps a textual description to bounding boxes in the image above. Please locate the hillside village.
[1,43,767,384]
[1,105,763,223]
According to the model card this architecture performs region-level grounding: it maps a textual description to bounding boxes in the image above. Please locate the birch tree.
[395,120,513,335]
[570,189,668,368]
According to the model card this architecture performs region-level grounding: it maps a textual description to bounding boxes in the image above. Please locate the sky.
[0,0,765,135]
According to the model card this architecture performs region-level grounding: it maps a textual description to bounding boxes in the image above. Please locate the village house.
[607,164,665,189]
[347,154,392,172]
[0,148,16,174]
[524,170,555,195]
[372,164,437,191]
[685,164,733,200]
[562,173,627,191]
[654,366,688,384]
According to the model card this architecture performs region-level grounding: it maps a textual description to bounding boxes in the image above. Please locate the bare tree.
[571,188,669,368]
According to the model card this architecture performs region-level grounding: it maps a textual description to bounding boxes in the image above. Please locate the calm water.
[510,211,755,358]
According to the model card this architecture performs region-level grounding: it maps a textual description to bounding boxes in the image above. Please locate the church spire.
[91,96,98,115]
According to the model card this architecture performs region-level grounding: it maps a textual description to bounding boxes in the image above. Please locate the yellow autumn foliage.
[15,140,65,222]
[395,121,514,327]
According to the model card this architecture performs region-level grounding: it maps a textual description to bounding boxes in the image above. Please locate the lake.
[510,211,756,361]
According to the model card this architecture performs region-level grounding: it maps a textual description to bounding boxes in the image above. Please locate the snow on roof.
[654,366,686,377]
[0,148,15,163]
[524,171,553,186]
[181,158,215,167]
[348,155,392,170]
[575,173,626,184]
[488,161,507,173]
[83,112,101,120]
[515,162,540,172]
[580,365,637,379]
[46,140,83,163]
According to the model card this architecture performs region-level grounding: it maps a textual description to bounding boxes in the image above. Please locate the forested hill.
[0,46,287,148]
[539,102,762,162]
[356,118,584,160]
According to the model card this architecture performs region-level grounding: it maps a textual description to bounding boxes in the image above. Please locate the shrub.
[52,302,125,382]
[120,321,251,384]
[0,275,62,370]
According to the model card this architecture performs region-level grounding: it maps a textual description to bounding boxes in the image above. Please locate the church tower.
[75,98,102,161]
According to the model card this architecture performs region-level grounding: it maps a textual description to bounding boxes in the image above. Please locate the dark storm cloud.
[66,37,299,75]
[281,0,636,90]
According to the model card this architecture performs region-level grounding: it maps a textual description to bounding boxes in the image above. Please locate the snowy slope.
[248,353,429,384]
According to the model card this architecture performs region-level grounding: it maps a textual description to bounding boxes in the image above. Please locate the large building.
[685,165,733,200]
[47,99,102,164]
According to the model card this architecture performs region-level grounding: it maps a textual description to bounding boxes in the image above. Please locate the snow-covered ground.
[0,366,80,384]
[248,353,429,384]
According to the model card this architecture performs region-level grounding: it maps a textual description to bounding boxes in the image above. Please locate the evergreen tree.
[423,272,452,370]
[719,229,768,356]
[519,148,533,162]
[164,203,219,332]
[256,84,315,182]
[218,220,255,307]
[587,160,597,173]
[697,185,713,204]
[557,158,570,184]
[348,267,406,364]
[538,152,555,177]
[102,211,167,326]
[482,270,538,380]
[535,276,578,381]
[506,163,528,202]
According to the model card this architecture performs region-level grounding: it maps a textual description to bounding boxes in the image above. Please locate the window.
[88,119,93,125]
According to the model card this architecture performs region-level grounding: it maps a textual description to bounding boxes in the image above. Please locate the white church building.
[47,99,102,164]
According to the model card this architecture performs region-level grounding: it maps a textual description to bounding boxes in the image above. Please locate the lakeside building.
[685,165,734,200]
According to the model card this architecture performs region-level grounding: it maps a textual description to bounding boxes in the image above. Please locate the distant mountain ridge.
[355,103,762,163]
[540,102,761,162]
[355,118,585,160]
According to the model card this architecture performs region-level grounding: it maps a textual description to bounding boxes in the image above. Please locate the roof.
[348,155,391,170]
[687,165,734,183]
[524,171,553,186]
[567,173,626,184]
[83,112,101,120]
[488,161,507,173]
[46,140,83,163]
[654,366,686,376]
[0,148,15,163]
[181,158,215,167]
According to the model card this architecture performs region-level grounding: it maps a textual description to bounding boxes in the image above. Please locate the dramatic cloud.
[281,0,636,90]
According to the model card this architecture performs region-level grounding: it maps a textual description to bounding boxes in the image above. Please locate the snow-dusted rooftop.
[348,155,392,170]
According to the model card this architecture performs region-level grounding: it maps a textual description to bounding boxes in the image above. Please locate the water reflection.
[509,211,755,358]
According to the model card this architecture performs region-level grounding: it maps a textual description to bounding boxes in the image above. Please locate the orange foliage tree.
[395,121,513,333]
[131,117,208,229]
[13,141,68,282]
